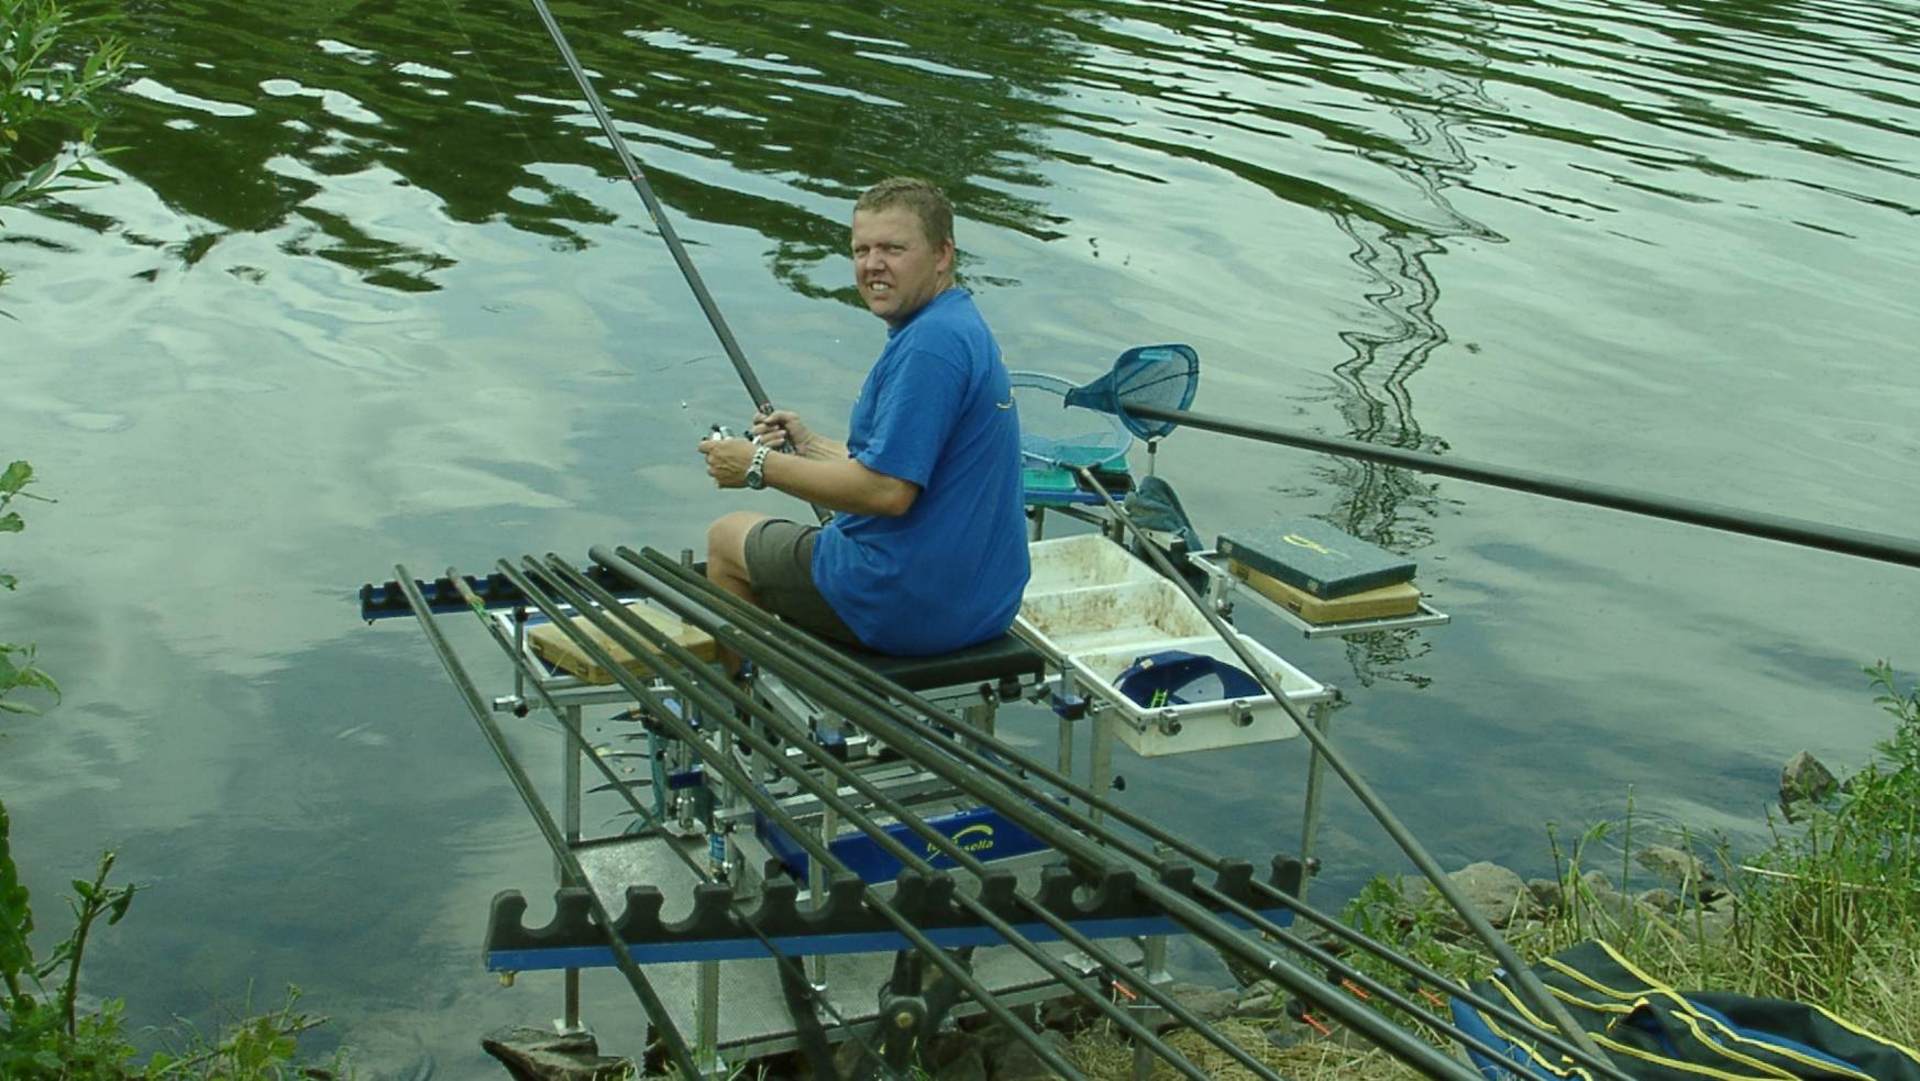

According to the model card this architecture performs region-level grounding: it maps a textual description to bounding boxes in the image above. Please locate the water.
[4,0,1917,1073]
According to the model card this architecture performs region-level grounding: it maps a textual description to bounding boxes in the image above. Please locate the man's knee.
[707,511,766,571]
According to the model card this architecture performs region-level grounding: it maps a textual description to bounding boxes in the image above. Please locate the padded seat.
[828,632,1044,694]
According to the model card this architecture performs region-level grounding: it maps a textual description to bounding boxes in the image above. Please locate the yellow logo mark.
[931,823,996,859]
[1282,533,1350,561]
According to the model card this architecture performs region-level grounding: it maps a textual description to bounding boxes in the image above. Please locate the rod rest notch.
[487,887,601,951]
[1210,859,1256,905]
[1156,861,1199,898]
[887,869,960,928]
[1035,864,1141,919]
[611,885,666,941]
[743,877,802,935]
[672,881,740,940]
[974,871,1020,917]
[796,871,868,932]
[1269,855,1307,897]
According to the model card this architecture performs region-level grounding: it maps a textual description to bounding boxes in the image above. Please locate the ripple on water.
[59,411,134,433]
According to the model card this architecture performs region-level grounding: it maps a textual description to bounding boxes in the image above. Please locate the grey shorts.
[743,519,862,647]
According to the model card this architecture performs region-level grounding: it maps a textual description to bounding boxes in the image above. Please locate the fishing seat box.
[1014,534,1331,757]
[527,602,717,684]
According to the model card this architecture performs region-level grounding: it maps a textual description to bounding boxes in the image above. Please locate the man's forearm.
[760,452,914,517]
[802,435,849,461]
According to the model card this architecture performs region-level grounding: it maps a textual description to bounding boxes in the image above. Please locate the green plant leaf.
[0,513,21,533]
[0,461,29,494]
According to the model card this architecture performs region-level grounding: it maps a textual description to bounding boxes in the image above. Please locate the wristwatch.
[744,443,771,490]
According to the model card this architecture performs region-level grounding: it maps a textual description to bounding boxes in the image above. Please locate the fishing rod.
[614,545,1634,1081]
[521,0,833,525]
[525,0,767,410]
[391,568,705,1079]
[1126,402,1920,572]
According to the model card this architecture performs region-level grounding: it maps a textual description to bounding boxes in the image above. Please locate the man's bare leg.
[705,510,771,674]
[706,510,771,603]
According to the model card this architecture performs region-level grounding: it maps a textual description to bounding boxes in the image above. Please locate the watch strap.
[746,443,771,488]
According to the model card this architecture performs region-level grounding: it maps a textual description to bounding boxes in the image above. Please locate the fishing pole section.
[520,0,830,524]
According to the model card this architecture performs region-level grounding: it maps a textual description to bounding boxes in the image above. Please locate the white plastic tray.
[1016,535,1330,757]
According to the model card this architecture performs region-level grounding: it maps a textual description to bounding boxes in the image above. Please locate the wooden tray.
[527,603,717,683]
[1229,560,1421,623]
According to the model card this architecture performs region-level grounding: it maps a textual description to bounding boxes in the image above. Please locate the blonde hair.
[854,177,954,251]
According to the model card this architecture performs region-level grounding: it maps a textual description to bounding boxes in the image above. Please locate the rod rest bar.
[487,855,1304,956]
[358,566,636,621]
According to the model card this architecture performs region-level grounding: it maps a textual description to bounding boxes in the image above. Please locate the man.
[696,177,1029,657]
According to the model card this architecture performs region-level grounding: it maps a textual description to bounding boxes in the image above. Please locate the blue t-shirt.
[812,288,1031,655]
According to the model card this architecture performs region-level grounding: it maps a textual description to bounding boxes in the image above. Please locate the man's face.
[851,205,953,327]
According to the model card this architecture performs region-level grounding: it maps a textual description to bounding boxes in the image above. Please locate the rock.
[1780,751,1837,814]
[987,1028,1074,1080]
[1527,878,1563,914]
[1579,869,1617,898]
[933,1043,988,1081]
[1165,980,1240,1023]
[1637,887,1681,914]
[1504,917,1546,940]
[1694,904,1736,944]
[1637,845,1709,886]
[1446,862,1537,929]
[480,1026,631,1081]
[1038,994,1097,1033]
[1233,986,1283,1019]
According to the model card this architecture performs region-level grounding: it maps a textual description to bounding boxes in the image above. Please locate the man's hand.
[698,435,755,488]
[752,410,825,458]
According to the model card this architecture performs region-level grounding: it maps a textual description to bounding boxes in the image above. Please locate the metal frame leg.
[697,959,724,1078]
[808,804,835,990]
[1088,712,1115,828]
[1132,843,1174,1081]
[560,703,584,1034]
[1297,698,1335,902]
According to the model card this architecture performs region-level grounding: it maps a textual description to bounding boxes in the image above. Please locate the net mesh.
[1063,344,1199,440]
[1009,370,1132,468]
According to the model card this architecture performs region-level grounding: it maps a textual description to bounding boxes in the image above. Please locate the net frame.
[1064,344,1199,441]
[1009,370,1134,469]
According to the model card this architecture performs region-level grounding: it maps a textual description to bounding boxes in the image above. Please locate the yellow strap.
[1474,976,1596,1081]
[1593,942,1878,1080]
[1589,1030,1785,1081]
[1541,952,1646,1003]
[1807,1001,1920,1066]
